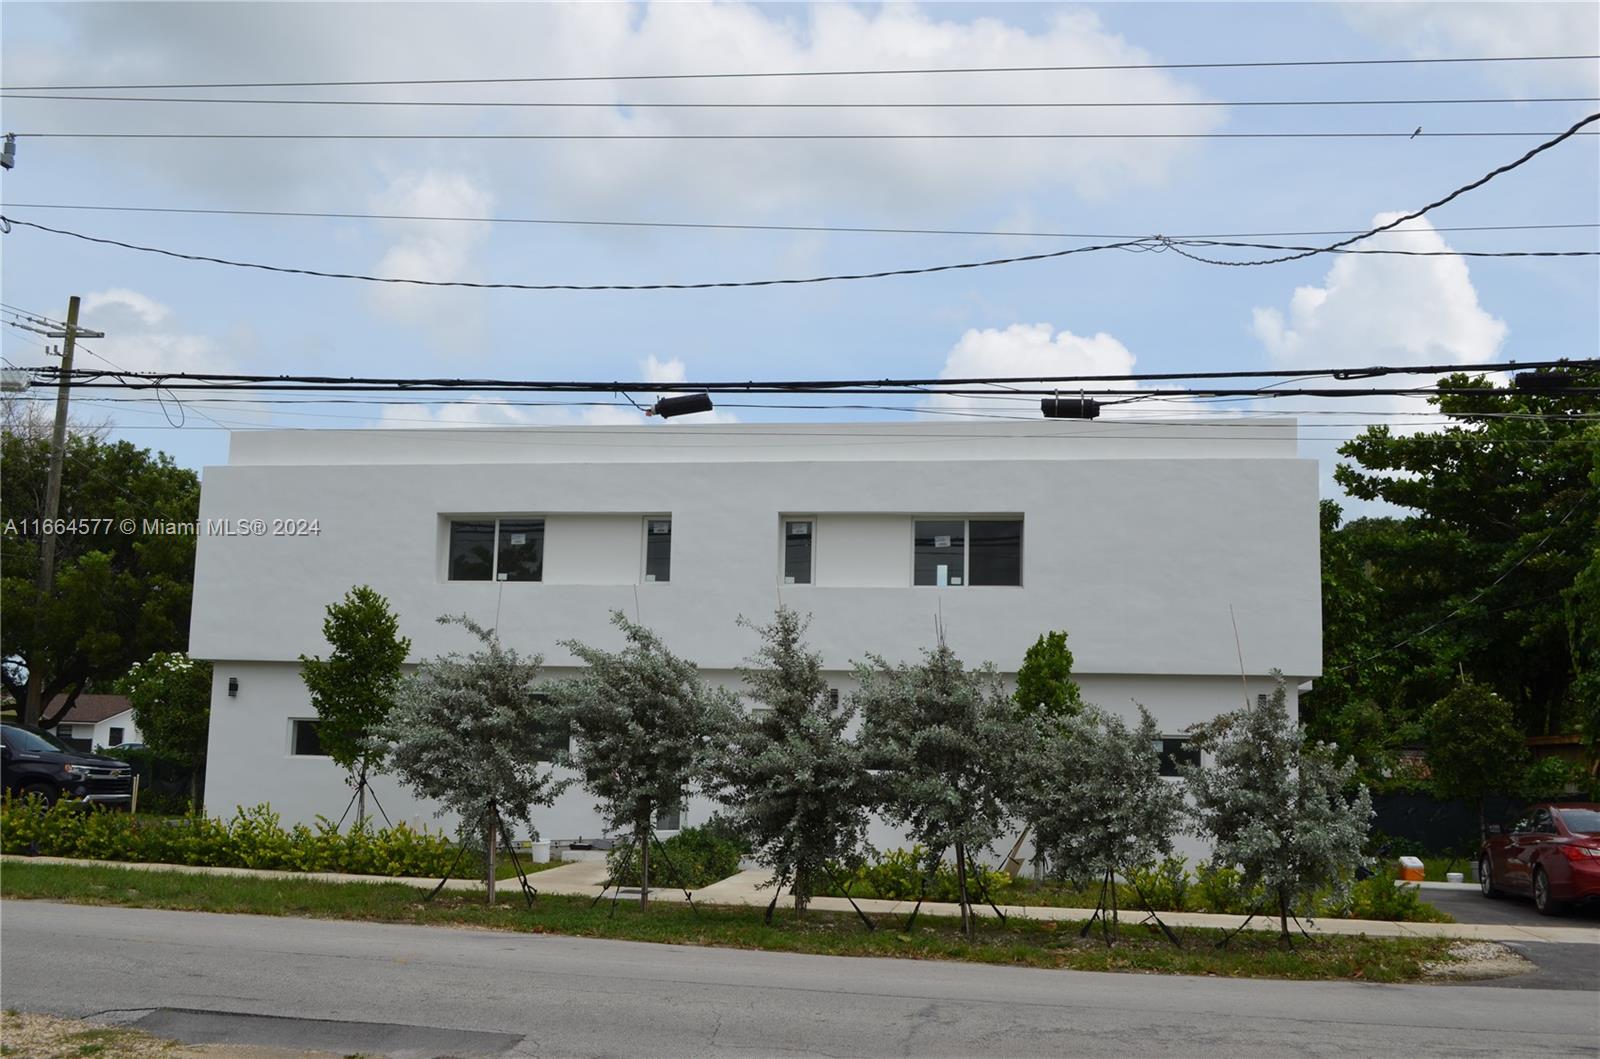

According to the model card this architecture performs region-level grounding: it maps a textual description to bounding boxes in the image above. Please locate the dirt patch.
[0,1010,348,1059]
[1422,940,1534,982]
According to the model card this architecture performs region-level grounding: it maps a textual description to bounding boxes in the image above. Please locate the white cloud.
[367,170,495,340]
[1341,3,1600,90]
[377,354,737,428]
[79,288,230,375]
[1252,215,1507,369]
[20,3,1221,218]
[926,322,1197,419]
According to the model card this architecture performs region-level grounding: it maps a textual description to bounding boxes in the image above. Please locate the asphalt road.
[3,901,1597,1059]
[1423,886,1600,926]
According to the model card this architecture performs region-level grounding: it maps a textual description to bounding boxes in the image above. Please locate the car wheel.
[1532,867,1562,916]
[19,780,57,806]
[1478,855,1501,898]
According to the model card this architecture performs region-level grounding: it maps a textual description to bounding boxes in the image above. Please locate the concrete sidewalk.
[7,854,1597,945]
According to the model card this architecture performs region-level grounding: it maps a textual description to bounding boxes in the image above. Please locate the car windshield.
[2,725,70,753]
[1557,808,1600,834]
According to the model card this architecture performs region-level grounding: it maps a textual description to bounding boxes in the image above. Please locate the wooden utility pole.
[22,296,104,727]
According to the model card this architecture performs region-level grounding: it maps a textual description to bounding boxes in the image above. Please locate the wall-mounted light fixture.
[228,677,239,698]
[648,393,715,419]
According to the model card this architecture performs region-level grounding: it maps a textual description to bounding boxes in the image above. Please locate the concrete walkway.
[7,854,1597,945]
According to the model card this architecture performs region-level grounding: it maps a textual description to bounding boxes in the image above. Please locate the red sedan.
[1479,803,1600,915]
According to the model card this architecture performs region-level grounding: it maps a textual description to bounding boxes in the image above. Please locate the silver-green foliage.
[1182,675,1373,939]
[382,615,570,836]
[550,611,740,839]
[1024,704,1185,895]
[713,607,873,912]
[856,636,1027,932]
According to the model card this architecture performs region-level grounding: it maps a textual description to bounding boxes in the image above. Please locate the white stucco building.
[194,421,1321,845]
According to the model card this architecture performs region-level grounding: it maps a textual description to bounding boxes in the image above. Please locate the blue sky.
[2,2,1595,502]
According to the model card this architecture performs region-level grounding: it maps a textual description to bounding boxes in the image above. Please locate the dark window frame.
[913,516,1023,587]
[108,726,125,747]
[644,517,672,583]
[1154,736,1200,778]
[291,718,327,757]
[783,518,814,585]
[447,517,546,583]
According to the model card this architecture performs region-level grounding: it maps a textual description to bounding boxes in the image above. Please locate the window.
[914,518,1022,587]
[914,519,966,586]
[1153,737,1200,778]
[531,695,569,762]
[1530,808,1557,834]
[827,688,840,709]
[108,727,125,747]
[447,518,546,582]
[644,518,672,582]
[655,799,682,831]
[291,719,327,757]
[783,520,813,584]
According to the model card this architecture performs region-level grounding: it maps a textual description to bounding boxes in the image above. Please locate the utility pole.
[21,296,105,727]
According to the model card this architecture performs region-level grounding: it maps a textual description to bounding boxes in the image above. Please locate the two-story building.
[193,420,1320,844]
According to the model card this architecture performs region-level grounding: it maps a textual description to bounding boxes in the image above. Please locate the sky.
[1,1,1596,508]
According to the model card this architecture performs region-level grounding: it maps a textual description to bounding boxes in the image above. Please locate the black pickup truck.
[1,722,134,807]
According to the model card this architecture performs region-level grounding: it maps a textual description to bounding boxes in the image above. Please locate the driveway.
[1422,886,1600,927]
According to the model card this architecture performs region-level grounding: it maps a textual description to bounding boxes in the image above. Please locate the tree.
[1423,679,1530,840]
[1019,704,1184,942]
[1,431,200,727]
[856,635,1027,937]
[1319,366,1599,738]
[1013,630,1085,721]
[711,607,873,917]
[1183,675,1373,945]
[119,651,212,807]
[381,615,569,903]
[547,612,739,907]
[299,586,412,828]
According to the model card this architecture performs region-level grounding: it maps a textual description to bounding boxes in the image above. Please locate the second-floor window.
[914,518,1022,586]
[448,518,545,582]
[644,518,672,582]
[783,519,813,584]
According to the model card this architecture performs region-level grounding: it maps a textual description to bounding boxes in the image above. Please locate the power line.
[19,358,1591,393]
[1167,110,1600,265]
[4,112,1594,290]
[15,129,1600,140]
[7,202,1595,241]
[7,53,1596,91]
[1172,239,1597,259]
[6,92,1595,109]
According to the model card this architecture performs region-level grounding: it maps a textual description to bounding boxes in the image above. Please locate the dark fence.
[1371,790,1580,854]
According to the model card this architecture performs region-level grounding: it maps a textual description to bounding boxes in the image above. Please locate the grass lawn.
[0,861,1462,983]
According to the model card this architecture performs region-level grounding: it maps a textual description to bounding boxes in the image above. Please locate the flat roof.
[223,419,1301,467]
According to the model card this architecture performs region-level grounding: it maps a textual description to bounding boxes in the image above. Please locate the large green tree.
[1306,366,1599,747]
[1013,630,1085,721]
[1,430,200,726]
[300,586,412,828]
[119,651,212,806]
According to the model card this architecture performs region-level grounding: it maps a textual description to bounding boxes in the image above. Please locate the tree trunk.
[955,842,973,939]
[1477,797,1487,844]
[188,769,199,812]
[356,763,367,830]
[793,870,810,915]
[486,806,497,907]
[1277,886,1290,947]
[639,816,651,910]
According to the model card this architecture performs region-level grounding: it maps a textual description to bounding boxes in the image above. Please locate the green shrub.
[818,846,1014,903]
[0,795,456,878]
[1191,860,1265,914]
[1345,871,1454,923]
[1126,856,1191,913]
[605,824,747,889]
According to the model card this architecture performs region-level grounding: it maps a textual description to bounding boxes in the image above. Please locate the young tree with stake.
[299,585,411,828]
[1020,704,1184,944]
[712,607,874,917]
[548,611,739,908]
[856,634,1026,938]
[382,615,569,904]
[1183,675,1373,945]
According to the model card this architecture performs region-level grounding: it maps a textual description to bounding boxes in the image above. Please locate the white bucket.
[529,840,551,864]
[1446,871,1464,884]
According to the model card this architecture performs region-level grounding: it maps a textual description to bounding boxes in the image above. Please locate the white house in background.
[192,421,1320,847]
[47,694,141,752]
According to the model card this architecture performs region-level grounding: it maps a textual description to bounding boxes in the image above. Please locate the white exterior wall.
[192,421,1321,847]
[62,710,141,752]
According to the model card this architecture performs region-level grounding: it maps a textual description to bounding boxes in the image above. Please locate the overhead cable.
[6,202,1595,241]
[7,52,1595,90]
[14,129,1599,140]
